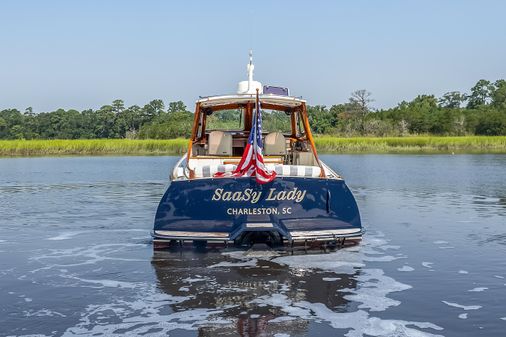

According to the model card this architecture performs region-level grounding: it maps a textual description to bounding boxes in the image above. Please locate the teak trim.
[187,103,201,178]
[300,103,325,177]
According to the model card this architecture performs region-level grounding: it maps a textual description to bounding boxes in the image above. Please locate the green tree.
[475,109,506,135]
[467,79,493,109]
[439,91,466,108]
[491,79,506,109]
[168,101,187,114]
[143,99,165,119]
[112,99,125,114]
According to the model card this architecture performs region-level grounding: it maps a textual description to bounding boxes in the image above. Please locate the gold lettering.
[212,188,223,201]
[243,188,252,201]
[251,191,261,204]
[232,191,243,201]
[266,188,276,201]
[295,190,306,203]
[276,191,287,200]
[286,189,297,200]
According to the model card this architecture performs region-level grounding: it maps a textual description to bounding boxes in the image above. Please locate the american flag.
[214,96,276,184]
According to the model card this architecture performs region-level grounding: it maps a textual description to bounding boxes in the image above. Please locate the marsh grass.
[314,136,506,154]
[0,139,188,157]
[1,136,506,157]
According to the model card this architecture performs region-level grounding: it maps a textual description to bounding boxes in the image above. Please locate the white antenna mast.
[247,50,254,92]
[237,50,262,95]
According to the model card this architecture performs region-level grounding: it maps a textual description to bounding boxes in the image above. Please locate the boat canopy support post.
[187,103,202,179]
[300,102,325,178]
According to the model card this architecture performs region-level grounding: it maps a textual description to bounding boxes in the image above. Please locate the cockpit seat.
[295,151,316,166]
[264,132,286,156]
[208,131,232,156]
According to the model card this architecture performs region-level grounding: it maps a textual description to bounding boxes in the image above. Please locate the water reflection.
[151,250,359,337]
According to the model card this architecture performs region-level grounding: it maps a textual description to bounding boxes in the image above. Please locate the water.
[0,155,505,337]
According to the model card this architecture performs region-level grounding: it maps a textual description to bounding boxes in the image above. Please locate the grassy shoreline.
[0,136,506,157]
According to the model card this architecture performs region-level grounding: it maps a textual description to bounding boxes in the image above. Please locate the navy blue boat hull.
[153,177,362,244]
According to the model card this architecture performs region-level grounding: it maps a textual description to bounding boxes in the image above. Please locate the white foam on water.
[274,333,290,337]
[209,250,264,268]
[50,231,439,336]
[23,309,66,318]
[251,294,443,337]
[274,233,413,312]
[459,270,469,274]
[0,239,6,243]
[264,234,442,335]
[30,243,146,272]
[61,284,228,336]
[221,250,252,260]
[47,231,87,241]
[209,259,258,268]
[269,316,297,322]
[494,275,504,279]
[442,301,482,310]
[468,287,488,292]
[398,265,415,272]
[64,275,139,289]
[244,249,281,258]
[341,268,412,312]
[178,287,190,292]
[182,277,207,283]
[458,313,468,319]
[322,277,340,281]
[433,240,448,244]
[274,249,364,275]
[422,262,433,269]
[302,301,444,337]
[500,317,506,321]
[364,255,403,262]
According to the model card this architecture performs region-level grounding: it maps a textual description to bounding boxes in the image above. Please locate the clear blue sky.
[1,0,505,112]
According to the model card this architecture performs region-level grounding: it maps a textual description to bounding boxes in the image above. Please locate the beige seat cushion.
[208,131,232,156]
[264,132,286,155]
[295,151,316,166]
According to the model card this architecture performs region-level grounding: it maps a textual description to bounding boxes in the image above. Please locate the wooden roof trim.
[203,102,298,113]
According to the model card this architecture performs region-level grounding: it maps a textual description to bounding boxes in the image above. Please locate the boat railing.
[171,155,189,180]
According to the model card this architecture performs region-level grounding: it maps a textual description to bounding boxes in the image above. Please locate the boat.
[152,53,362,250]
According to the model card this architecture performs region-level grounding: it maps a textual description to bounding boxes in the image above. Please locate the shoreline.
[1,136,506,157]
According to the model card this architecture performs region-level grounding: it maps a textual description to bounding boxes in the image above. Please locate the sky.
[1,0,506,112]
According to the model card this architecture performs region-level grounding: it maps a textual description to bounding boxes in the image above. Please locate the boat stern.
[152,176,362,250]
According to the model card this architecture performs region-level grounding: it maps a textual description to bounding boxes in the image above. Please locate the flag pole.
[252,88,259,153]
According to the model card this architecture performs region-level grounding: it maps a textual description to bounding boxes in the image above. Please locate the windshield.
[261,109,292,134]
[206,109,244,131]
[206,108,292,134]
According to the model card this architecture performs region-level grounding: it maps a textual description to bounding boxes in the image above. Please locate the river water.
[0,155,505,337]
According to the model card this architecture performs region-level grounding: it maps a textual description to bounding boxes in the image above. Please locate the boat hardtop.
[153,53,362,250]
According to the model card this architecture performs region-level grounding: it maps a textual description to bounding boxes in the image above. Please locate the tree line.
[1,79,505,140]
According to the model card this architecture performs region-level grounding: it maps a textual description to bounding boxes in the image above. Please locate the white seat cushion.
[184,164,321,178]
